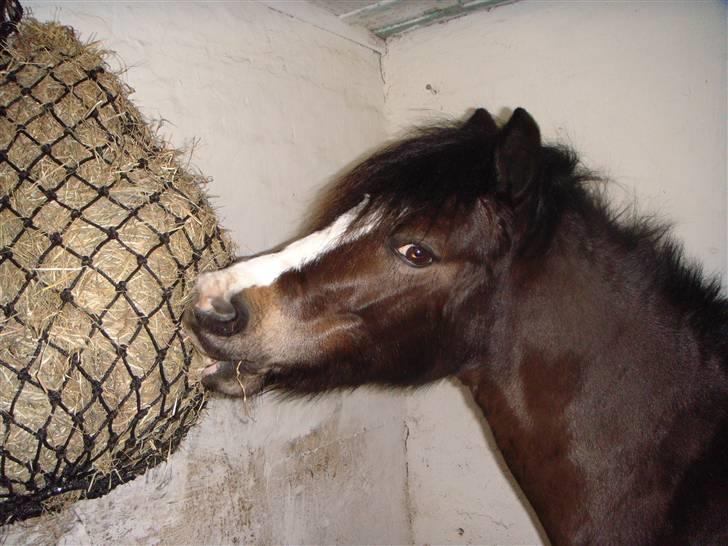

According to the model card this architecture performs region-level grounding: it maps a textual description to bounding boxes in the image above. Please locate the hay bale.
[0,20,233,522]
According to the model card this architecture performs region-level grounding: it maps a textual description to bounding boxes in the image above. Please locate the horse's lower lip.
[201,361,224,377]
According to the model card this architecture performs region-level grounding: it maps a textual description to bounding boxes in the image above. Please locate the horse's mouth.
[183,312,264,397]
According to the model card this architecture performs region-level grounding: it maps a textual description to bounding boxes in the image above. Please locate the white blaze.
[195,198,371,311]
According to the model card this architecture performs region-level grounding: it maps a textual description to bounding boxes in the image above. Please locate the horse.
[183,107,727,545]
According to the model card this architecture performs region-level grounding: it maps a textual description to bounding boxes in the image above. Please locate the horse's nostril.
[208,297,236,322]
[192,293,249,338]
[230,292,250,331]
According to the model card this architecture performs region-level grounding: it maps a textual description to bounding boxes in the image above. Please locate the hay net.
[0,18,233,522]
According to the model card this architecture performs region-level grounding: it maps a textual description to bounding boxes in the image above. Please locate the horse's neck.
[459,220,724,545]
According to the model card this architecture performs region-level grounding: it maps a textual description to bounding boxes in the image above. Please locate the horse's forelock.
[306,120,493,231]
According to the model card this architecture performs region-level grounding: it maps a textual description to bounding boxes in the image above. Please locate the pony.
[184,107,727,545]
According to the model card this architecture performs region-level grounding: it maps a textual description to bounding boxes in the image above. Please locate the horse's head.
[184,107,550,396]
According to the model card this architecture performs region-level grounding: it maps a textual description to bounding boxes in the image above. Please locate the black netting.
[0,18,232,523]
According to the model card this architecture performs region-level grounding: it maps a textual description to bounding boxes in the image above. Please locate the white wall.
[7,3,410,544]
[383,1,726,544]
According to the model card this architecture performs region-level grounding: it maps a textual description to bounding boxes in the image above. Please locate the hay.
[0,19,233,522]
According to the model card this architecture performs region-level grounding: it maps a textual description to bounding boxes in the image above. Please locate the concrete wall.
[383,1,727,544]
[5,2,410,544]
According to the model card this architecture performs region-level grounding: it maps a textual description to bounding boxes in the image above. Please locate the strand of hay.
[0,19,233,522]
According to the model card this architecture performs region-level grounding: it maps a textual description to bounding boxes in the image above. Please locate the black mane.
[313,117,585,233]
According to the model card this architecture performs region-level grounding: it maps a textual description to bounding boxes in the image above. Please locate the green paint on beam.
[373,0,516,39]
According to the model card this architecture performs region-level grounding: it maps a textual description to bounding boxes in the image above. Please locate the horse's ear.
[494,108,542,199]
[464,108,497,135]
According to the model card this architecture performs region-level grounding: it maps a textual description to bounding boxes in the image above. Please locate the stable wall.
[383,1,727,544]
[6,2,410,544]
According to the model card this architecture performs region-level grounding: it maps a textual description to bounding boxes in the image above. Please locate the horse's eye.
[396,243,434,267]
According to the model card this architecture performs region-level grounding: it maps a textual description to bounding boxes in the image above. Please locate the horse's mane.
[309,118,586,232]
[309,118,727,355]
